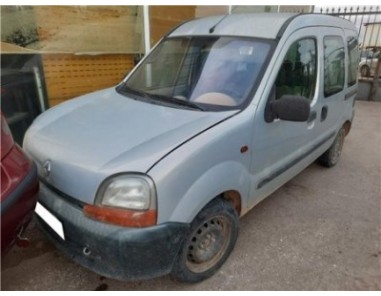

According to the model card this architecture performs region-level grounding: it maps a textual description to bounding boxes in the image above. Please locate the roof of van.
[168,13,357,40]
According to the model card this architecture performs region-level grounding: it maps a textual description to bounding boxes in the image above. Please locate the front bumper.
[37,183,189,281]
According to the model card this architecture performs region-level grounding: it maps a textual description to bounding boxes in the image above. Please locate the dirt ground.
[1,101,380,291]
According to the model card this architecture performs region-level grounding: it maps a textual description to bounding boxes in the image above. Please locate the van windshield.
[119,37,273,111]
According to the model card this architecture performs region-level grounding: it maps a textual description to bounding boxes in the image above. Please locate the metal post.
[368,57,381,101]
[359,7,367,64]
[358,6,366,39]
[374,9,381,47]
[369,7,379,46]
[143,5,151,55]
[368,7,376,45]
[33,66,46,112]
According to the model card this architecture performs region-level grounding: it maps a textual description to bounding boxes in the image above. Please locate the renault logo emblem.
[43,160,51,178]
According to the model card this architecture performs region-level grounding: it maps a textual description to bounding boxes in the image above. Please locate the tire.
[318,127,346,168]
[360,65,370,77]
[171,198,239,283]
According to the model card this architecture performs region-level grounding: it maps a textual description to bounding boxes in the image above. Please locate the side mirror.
[265,95,310,123]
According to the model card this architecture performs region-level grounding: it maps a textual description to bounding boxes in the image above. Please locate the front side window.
[347,36,359,86]
[121,37,273,110]
[324,36,345,97]
[275,38,317,101]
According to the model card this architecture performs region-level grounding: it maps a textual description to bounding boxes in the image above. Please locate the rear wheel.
[360,65,370,77]
[171,198,239,283]
[318,127,346,167]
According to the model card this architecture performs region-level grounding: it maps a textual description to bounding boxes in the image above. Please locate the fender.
[148,110,254,224]
[168,161,250,223]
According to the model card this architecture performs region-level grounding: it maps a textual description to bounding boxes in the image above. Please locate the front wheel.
[318,127,346,167]
[171,198,239,283]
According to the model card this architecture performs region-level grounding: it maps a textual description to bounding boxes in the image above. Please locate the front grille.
[40,179,86,210]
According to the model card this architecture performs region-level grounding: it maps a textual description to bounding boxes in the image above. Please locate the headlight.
[84,174,157,228]
[96,174,156,210]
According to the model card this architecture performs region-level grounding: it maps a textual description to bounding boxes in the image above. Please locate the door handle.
[307,111,316,123]
[321,106,328,122]
[345,89,357,100]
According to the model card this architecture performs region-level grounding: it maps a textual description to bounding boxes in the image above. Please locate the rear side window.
[275,38,317,100]
[324,36,345,97]
[347,36,359,86]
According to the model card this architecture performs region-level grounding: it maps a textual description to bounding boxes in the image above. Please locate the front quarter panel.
[148,109,254,224]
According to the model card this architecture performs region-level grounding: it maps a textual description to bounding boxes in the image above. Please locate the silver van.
[24,13,358,283]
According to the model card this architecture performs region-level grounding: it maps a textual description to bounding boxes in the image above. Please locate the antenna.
[209,14,230,33]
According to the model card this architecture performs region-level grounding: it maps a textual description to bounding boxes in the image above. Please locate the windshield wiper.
[117,85,151,100]
[149,93,205,111]
[117,85,204,111]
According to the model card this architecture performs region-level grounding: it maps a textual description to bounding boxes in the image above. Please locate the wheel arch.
[360,64,370,76]
[199,190,242,217]
[343,120,352,136]
[221,190,242,216]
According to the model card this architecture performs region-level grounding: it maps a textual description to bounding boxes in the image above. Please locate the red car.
[1,113,39,256]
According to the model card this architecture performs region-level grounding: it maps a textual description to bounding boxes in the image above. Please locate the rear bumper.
[36,183,189,281]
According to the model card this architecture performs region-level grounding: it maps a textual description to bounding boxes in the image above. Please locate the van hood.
[24,88,236,203]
